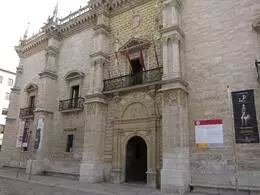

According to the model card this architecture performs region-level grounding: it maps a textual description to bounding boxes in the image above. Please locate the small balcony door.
[70,85,79,108]
[29,96,35,108]
[130,58,143,85]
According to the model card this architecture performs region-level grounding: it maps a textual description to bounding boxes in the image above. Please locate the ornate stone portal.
[109,91,160,188]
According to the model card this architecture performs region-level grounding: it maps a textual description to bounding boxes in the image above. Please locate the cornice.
[110,0,151,17]
[85,93,107,105]
[11,87,21,93]
[93,24,111,33]
[160,25,185,39]
[39,70,58,80]
[16,67,23,74]
[14,0,156,57]
[34,108,54,115]
[163,0,182,11]
[90,51,110,60]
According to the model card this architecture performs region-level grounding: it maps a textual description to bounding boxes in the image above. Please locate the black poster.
[22,120,30,147]
[232,89,259,143]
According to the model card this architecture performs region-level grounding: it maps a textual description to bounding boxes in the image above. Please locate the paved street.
[0,168,164,195]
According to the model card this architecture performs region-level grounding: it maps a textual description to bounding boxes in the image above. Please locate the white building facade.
[0,69,16,147]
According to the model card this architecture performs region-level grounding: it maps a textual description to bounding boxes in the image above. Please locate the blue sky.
[0,0,87,72]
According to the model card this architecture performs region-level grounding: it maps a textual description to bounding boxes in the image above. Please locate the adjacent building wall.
[183,0,260,189]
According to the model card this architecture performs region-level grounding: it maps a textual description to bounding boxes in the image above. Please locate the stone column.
[80,9,110,183]
[160,0,190,193]
[79,95,107,183]
[160,86,190,194]
[26,25,60,174]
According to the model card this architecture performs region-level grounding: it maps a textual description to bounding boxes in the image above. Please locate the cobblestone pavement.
[0,168,164,195]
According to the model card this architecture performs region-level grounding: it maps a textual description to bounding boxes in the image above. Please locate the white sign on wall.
[34,118,44,150]
[195,119,224,149]
[16,120,25,148]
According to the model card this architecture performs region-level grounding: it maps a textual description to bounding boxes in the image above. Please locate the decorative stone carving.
[113,95,121,104]
[64,71,85,81]
[163,90,178,106]
[132,13,141,28]
[122,102,148,119]
[86,104,97,115]
[179,90,187,107]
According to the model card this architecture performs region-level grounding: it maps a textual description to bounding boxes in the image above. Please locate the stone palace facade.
[1,0,260,194]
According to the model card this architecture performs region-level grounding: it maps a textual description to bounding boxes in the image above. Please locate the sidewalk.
[0,167,164,195]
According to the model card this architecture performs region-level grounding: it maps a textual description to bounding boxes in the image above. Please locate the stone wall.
[0,27,94,175]
[108,0,162,78]
[183,0,260,189]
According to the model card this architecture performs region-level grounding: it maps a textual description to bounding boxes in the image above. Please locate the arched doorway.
[125,136,147,183]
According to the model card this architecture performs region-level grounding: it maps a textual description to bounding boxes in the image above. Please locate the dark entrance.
[70,85,79,108]
[130,58,143,85]
[125,136,147,183]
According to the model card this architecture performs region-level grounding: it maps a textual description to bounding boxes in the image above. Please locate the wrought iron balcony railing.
[103,67,163,91]
[59,97,84,112]
[19,107,34,118]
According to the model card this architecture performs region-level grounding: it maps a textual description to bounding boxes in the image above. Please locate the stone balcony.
[103,67,163,92]
[19,107,34,118]
[59,97,85,113]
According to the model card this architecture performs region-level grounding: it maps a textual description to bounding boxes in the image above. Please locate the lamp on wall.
[255,60,260,82]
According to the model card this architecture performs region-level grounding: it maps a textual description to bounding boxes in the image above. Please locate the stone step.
[42,171,79,181]
[186,193,219,195]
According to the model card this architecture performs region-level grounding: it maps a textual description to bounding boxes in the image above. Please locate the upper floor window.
[5,93,10,100]
[8,78,13,87]
[29,96,35,108]
[71,85,79,100]
[0,76,3,84]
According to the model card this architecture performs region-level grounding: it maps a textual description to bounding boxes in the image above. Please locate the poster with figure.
[16,120,25,148]
[232,89,259,143]
[34,118,44,150]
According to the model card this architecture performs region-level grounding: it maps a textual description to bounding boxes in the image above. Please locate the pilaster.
[25,110,54,175]
[27,25,60,175]
[161,0,184,81]
[79,95,107,183]
[160,81,190,194]
[90,9,110,94]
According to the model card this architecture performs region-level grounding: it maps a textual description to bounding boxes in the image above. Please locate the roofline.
[0,68,16,75]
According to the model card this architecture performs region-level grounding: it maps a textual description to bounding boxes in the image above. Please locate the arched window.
[24,83,38,108]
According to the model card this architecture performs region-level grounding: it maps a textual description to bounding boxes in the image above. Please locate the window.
[1,109,7,115]
[0,76,3,84]
[29,96,35,108]
[71,85,79,99]
[70,85,79,108]
[8,78,13,87]
[5,93,10,100]
[66,134,74,152]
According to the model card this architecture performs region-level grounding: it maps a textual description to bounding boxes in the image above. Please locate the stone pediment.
[64,70,85,81]
[119,38,150,53]
[24,83,38,92]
